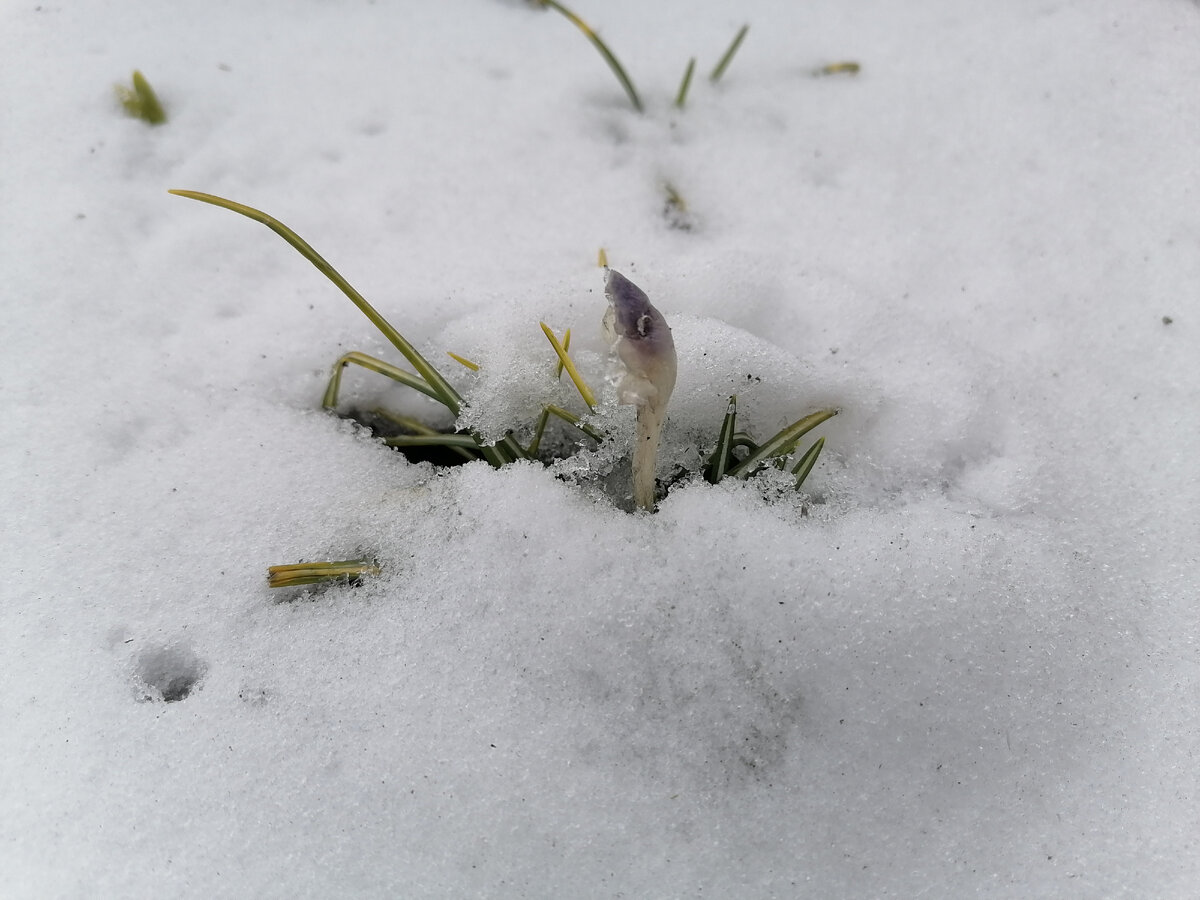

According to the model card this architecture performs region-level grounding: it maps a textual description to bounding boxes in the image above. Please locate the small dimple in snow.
[133,643,207,703]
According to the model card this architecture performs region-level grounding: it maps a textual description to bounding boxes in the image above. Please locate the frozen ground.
[2,0,1198,896]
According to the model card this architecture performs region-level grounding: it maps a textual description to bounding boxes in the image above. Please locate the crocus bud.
[603,269,677,510]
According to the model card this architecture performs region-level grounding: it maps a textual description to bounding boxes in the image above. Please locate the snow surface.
[2,0,1199,896]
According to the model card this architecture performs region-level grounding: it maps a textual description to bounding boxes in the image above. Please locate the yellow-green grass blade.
[169,190,463,414]
[540,322,596,411]
[267,559,380,589]
[538,0,643,112]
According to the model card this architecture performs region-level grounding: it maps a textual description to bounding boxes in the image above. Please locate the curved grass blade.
[169,190,464,414]
[538,0,643,112]
[323,351,442,409]
[791,435,826,489]
[705,396,738,483]
[709,24,749,82]
[729,408,838,478]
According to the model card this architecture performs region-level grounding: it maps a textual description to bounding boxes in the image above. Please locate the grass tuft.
[705,398,837,490]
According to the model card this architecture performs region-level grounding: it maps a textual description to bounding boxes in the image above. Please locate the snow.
[2,0,1198,896]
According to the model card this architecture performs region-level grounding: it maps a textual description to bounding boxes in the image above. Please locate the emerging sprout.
[603,269,677,511]
[116,70,167,125]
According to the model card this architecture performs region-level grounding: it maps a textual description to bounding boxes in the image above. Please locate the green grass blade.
[538,0,643,112]
[383,434,483,450]
[372,410,479,462]
[496,433,532,462]
[543,404,605,444]
[169,190,463,414]
[527,407,553,457]
[323,351,442,408]
[705,396,738,483]
[729,408,838,478]
[675,57,696,108]
[476,440,513,468]
[791,436,826,489]
[709,24,749,82]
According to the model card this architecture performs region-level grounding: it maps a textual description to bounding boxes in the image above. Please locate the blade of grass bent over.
[323,351,443,408]
[537,0,643,112]
[169,190,464,415]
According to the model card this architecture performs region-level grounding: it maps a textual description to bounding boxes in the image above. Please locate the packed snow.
[2,0,1198,896]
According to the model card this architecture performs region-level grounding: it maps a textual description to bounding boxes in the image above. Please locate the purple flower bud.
[604,269,677,410]
[603,269,677,511]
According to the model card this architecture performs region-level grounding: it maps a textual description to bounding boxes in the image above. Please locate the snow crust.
[2,0,1198,896]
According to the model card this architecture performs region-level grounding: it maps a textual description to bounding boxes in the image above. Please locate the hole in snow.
[134,644,207,702]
